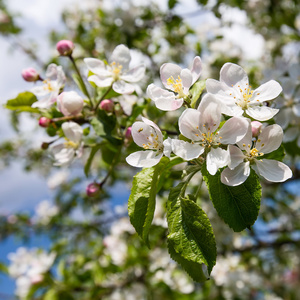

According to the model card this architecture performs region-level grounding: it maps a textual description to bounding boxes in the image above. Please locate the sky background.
[0,0,267,297]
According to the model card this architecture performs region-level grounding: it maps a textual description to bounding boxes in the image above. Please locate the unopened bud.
[251,121,263,137]
[86,183,100,197]
[39,117,51,128]
[57,91,84,116]
[56,40,75,56]
[100,99,114,112]
[41,142,50,150]
[21,68,39,82]
[125,127,132,140]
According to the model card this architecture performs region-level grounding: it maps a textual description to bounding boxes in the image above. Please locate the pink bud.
[86,183,100,197]
[21,68,39,82]
[251,121,263,137]
[39,117,51,128]
[100,99,114,112]
[125,127,132,140]
[56,40,75,56]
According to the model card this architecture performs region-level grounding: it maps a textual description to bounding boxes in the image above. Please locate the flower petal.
[220,63,249,88]
[190,56,202,85]
[207,148,230,175]
[84,58,110,76]
[62,122,83,143]
[283,127,298,143]
[146,84,183,111]
[51,145,74,167]
[252,80,282,102]
[121,64,145,82]
[255,159,292,182]
[228,145,245,170]
[274,107,293,129]
[126,150,162,168]
[113,80,135,94]
[255,124,283,154]
[221,162,250,186]
[172,139,204,160]
[88,75,113,87]
[180,68,193,90]
[246,105,279,121]
[160,63,182,88]
[110,44,131,70]
[236,121,252,150]
[178,108,202,141]
[163,137,173,157]
[132,121,162,148]
[218,117,249,144]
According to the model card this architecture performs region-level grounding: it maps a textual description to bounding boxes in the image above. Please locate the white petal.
[31,96,54,109]
[118,94,137,115]
[246,105,279,121]
[220,63,249,88]
[228,145,245,170]
[113,80,135,94]
[121,65,145,82]
[274,108,293,129]
[141,117,163,137]
[126,150,162,168]
[31,86,50,97]
[219,117,249,144]
[163,138,173,157]
[292,103,300,117]
[172,139,204,160]
[62,122,83,143]
[84,58,109,76]
[88,75,113,87]
[252,80,282,102]
[255,124,283,154]
[236,121,252,150]
[110,44,131,70]
[221,162,250,186]
[160,63,182,90]
[255,159,292,182]
[178,108,202,141]
[198,94,221,131]
[146,84,183,111]
[206,148,230,175]
[180,68,193,90]
[190,56,202,85]
[51,145,74,167]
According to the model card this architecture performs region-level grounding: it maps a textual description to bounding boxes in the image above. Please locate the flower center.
[241,143,264,161]
[193,124,222,148]
[111,62,123,80]
[140,130,163,151]
[64,139,78,149]
[43,79,55,92]
[167,75,185,98]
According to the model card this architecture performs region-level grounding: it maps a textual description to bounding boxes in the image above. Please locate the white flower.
[126,117,172,168]
[221,123,292,186]
[50,121,83,166]
[57,91,84,116]
[84,44,145,94]
[146,56,202,111]
[33,200,59,225]
[31,64,65,109]
[206,62,282,121]
[174,94,249,175]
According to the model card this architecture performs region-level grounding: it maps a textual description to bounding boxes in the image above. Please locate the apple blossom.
[31,64,66,109]
[84,44,145,94]
[126,117,172,168]
[174,94,249,175]
[206,62,282,121]
[221,123,292,186]
[146,56,202,111]
[57,91,84,116]
[56,39,75,56]
[21,67,39,82]
[100,99,114,112]
[50,121,83,166]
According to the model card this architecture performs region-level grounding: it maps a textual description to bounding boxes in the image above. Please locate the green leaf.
[4,92,39,113]
[202,167,261,232]
[263,144,285,161]
[168,0,178,9]
[167,183,216,279]
[190,80,206,109]
[128,157,170,247]
[84,145,101,177]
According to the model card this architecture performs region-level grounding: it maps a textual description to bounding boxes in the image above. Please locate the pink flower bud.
[251,121,263,137]
[39,117,51,128]
[57,91,84,116]
[125,127,132,140]
[100,99,114,112]
[86,183,100,197]
[56,40,75,56]
[21,68,39,82]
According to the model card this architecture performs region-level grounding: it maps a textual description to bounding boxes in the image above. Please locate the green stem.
[179,168,201,199]
[94,85,113,112]
[68,55,92,106]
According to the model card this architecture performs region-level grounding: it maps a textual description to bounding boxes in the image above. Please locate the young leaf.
[128,157,170,247]
[167,182,216,279]
[190,80,206,108]
[202,167,261,232]
[4,92,39,113]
